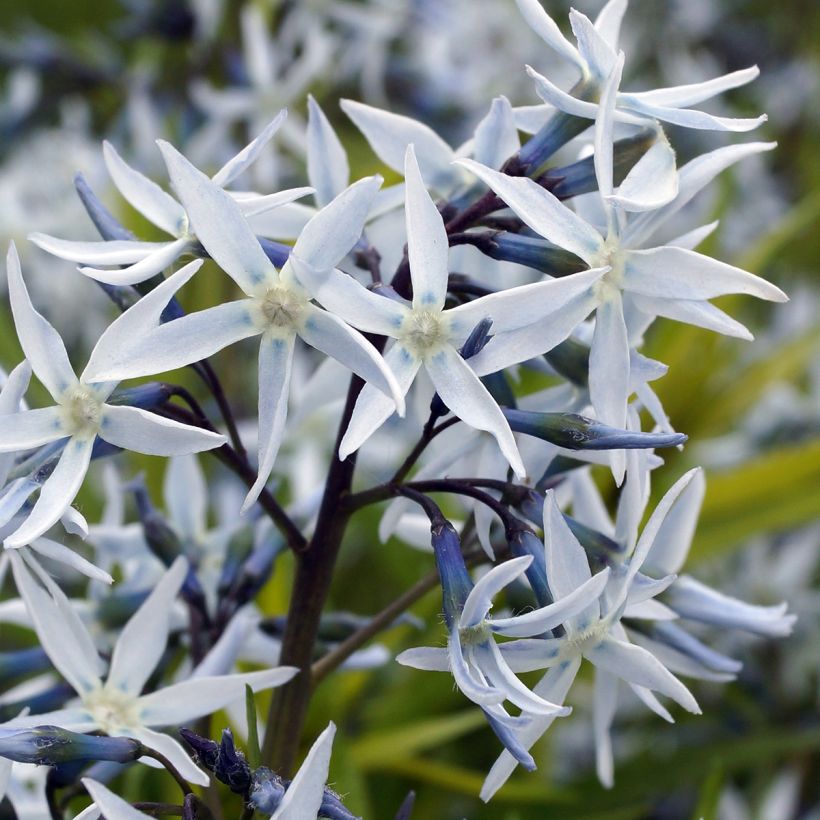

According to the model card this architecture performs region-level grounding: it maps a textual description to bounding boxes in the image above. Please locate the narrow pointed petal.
[515,0,584,69]
[0,407,64,452]
[270,723,335,820]
[405,145,450,311]
[293,175,382,271]
[211,109,288,187]
[4,707,97,732]
[447,267,605,337]
[9,552,102,695]
[448,632,506,707]
[129,727,209,787]
[589,293,630,429]
[426,346,525,478]
[100,405,225,455]
[157,140,276,293]
[7,243,77,399]
[307,96,349,206]
[594,0,627,47]
[586,637,700,713]
[235,187,315,218]
[82,779,153,820]
[630,293,753,340]
[526,65,602,119]
[29,537,113,584]
[300,305,404,413]
[490,568,611,637]
[460,556,532,628]
[480,657,581,801]
[594,51,624,201]
[107,557,188,695]
[593,668,618,788]
[624,246,787,302]
[570,9,617,83]
[164,455,207,541]
[289,257,409,336]
[473,96,519,170]
[609,136,678,212]
[5,437,94,548]
[622,99,767,132]
[28,235,165,265]
[625,66,760,108]
[78,237,192,287]
[103,141,186,236]
[455,158,604,264]
[339,344,421,460]
[86,299,258,383]
[137,667,298,726]
[666,221,719,251]
[242,333,296,513]
[340,99,456,192]
[396,646,450,672]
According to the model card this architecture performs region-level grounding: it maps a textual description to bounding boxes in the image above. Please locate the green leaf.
[245,684,261,769]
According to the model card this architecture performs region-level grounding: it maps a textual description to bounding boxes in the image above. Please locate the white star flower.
[6,554,297,787]
[0,244,225,549]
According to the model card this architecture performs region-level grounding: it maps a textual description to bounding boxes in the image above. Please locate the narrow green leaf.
[245,684,261,769]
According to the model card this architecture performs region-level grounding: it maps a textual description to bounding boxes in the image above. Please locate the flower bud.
[0,727,141,766]
[431,520,473,628]
[215,729,251,794]
[248,767,286,813]
[179,727,219,771]
[478,233,586,277]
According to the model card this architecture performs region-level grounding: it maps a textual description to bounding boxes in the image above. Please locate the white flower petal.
[629,293,753,340]
[129,727,210,787]
[593,668,618,788]
[81,779,153,820]
[589,292,630,430]
[455,158,604,264]
[103,141,186,236]
[8,551,103,695]
[211,109,288,188]
[340,99,456,192]
[242,333,296,514]
[426,346,525,478]
[404,145,450,311]
[622,99,766,132]
[665,221,719,251]
[448,632,505,707]
[5,437,94,548]
[569,9,617,82]
[461,556,532,628]
[138,667,298,726]
[6,243,77,399]
[593,51,624,201]
[29,537,112,584]
[78,237,193,287]
[515,0,584,70]
[100,405,225,456]
[0,407,64,453]
[586,636,700,713]
[625,66,760,108]
[396,646,451,672]
[28,235,166,265]
[299,305,404,414]
[624,246,787,302]
[5,706,97,732]
[339,344,421,460]
[107,556,188,696]
[608,136,678,212]
[164,455,207,541]
[307,96,350,206]
[292,176,382,272]
[270,722,336,820]
[594,0,627,48]
[473,96,519,170]
[235,187,315,218]
[157,140,276,293]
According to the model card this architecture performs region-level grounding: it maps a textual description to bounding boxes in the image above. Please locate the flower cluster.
[0,0,798,816]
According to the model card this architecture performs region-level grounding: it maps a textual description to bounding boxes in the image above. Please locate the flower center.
[85,686,141,734]
[459,620,492,647]
[255,286,306,330]
[592,238,626,300]
[560,619,608,660]
[62,386,103,438]
[399,310,449,355]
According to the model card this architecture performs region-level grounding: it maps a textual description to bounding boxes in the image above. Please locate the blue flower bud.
[0,647,51,681]
[563,514,625,562]
[320,787,360,819]
[179,727,219,770]
[105,382,174,410]
[477,232,586,277]
[0,726,141,766]
[502,410,687,450]
[516,110,591,177]
[215,729,251,794]
[0,682,75,723]
[132,479,183,565]
[431,520,473,628]
[248,767,286,813]
[543,338,589,386]
[508,528,551,608]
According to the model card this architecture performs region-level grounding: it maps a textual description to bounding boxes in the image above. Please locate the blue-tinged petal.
[593,51,624,205]
[0,407,64,453]
[270,723,336,820]
[425,345,525,478]
[629,293,753,340]
[163,455,207,542]
[649,621,743,675]
[81,779,153,820]
[481,708,536,771]
[211,109,288,188]
[569,9,617,83]
[157,140,277,294]
[515,0,584,70]
[234,187,315,218]
[242,333,296,514]
[448,631,506,707]
[28,537,112,584]
[396,646,450,672]
[594,0,627,47]
[589,292,630,433]
[6,243,78,400]
[624,66,760,109]
[496,638,563,673]
[460,557,532,628]
[623,246,787,302]
[608,135,678,212]
[455,158,604,265]
[129,727,209,787]
[404,145,450,311]
[593,668,618,788]
[480,657,581,802]
[28,235,166,265]
[103,141,186,236]
[473,96,519,170]
[340,99,456,192]
[586,636,700,713]
[339,344,421,460]
[621,99,766,132]
[5,437,94,548]
[299,305,404,415]
[307,96,349,206]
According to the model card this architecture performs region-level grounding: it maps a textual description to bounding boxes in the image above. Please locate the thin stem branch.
[194,360,248,461]
[390,416,460,485]
[132,803,184,817]
[140,747,194,798]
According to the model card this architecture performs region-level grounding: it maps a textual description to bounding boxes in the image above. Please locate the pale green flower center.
[255,286,307,330]
[459,620,492,647]
[399,310,449,355]
[592,237,626,300]
[85,686,141,733]
[560,618,608,660]
[61,386,103,438]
